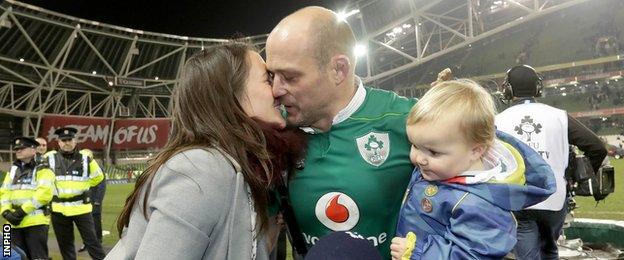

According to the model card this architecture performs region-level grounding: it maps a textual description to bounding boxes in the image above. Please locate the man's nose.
[272,82,287,98]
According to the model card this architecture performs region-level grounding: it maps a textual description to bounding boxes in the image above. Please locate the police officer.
[495,65,607,260]
[45,127,106,260]
[1,137,55,260]
[34,137,47,165]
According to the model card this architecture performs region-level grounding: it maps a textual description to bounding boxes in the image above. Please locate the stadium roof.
[19,0,346,39]
[0,0,596,134]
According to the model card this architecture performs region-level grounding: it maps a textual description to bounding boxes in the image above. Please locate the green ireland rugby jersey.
[289,87,416,259]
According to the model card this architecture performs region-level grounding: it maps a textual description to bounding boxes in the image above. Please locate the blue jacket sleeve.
[411,194,517,260]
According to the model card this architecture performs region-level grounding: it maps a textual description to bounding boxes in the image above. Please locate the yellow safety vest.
[0,161,54,228]
[45,150,104,216]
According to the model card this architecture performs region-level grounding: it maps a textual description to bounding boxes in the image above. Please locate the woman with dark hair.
[106,42,306,259]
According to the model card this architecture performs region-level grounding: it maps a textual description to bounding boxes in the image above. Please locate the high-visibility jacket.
[45,149,104,216]
[0,160,55,228]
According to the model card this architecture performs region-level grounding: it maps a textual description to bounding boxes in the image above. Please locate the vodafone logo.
[315,192,360,231]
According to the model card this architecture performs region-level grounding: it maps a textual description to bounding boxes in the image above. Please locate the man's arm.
[20,168,55,214]
[567,115,608,172]
[87,157,104,187]
[0,170,12,213]
[81,149,104,187]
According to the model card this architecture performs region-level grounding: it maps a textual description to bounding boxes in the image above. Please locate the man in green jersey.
[266,6,416,259]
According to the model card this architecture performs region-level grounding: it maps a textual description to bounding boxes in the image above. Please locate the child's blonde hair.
[407,79,496,146]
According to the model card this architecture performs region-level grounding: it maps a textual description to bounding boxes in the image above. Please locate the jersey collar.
[332,78,366,126]
[300,78,366,134]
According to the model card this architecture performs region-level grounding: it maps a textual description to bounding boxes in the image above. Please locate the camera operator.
[495,65,607,260]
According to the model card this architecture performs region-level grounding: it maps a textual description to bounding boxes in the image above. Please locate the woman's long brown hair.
[116,42,275,236]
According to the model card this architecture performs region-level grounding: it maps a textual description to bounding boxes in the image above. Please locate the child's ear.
[471,143,487,161]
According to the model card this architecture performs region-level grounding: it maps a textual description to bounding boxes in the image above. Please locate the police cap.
[54,127,78,140]
[13,137,39,150]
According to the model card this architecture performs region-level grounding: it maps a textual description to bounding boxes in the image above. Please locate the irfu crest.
[356,132,390,167]
[514,115,542,142]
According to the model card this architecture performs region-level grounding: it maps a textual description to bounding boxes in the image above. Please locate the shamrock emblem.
[514,115,542,142]
[364,135,384,151]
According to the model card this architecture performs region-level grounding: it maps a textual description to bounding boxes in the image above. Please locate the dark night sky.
[20,0,350,38]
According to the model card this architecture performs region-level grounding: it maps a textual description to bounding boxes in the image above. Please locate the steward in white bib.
[495,65,607,260]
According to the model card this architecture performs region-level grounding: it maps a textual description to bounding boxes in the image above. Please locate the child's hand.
[390,233,417,260]
[390,236,408,260]
[437,68,453,81]
[430,68,453,86]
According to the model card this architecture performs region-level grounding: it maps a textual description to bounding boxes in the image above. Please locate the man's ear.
[330,55,351,86]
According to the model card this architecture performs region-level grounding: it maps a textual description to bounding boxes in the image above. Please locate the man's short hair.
[507,65,541,98]
[407,79,496,146]
[308,13,357,68]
